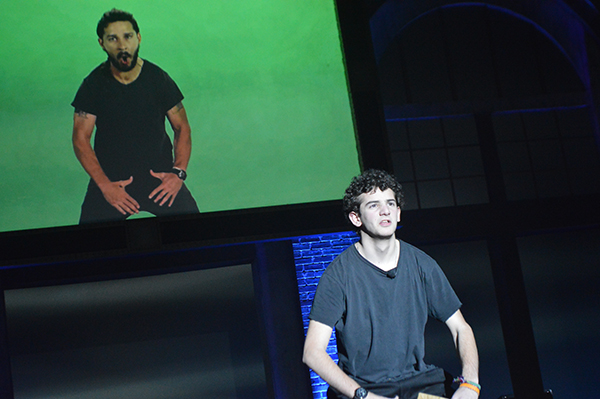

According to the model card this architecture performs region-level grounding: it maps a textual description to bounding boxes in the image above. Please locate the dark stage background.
[1,1,600,399]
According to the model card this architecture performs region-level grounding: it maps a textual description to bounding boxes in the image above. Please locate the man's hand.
[97,177,140,215]
[149,170,183,207]
[451,385,479,399]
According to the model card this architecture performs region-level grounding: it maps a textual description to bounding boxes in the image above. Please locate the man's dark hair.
[97,9,140,39]
[342,169,405,219]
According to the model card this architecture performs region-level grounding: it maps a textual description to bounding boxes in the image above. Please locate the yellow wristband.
[460,382,480,395]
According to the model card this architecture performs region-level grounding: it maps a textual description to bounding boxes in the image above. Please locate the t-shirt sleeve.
[159,70,184,114]
[423,259,462,322]
[309,264,345,328]
[71,77,98,115]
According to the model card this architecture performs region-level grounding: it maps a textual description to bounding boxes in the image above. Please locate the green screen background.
[0,0,360,232]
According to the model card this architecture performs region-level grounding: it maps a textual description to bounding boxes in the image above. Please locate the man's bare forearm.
[303,347,360,398]
[172,124,191,171]
[72,111,111,187]
[168,102,192,171]
[456,323,479,383]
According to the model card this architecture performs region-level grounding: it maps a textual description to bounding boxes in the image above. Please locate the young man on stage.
[304,170,480,399]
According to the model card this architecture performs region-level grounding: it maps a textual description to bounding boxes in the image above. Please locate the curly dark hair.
[97,9,140,39]
[342,169,405,219]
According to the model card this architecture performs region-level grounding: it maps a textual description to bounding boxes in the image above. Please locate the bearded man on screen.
[72,9,199,223]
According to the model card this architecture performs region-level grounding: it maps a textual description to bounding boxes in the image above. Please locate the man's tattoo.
[174,102,184,112]
[75,110,89,119]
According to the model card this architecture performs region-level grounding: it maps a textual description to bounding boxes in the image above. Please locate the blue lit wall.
[293,231,359,399]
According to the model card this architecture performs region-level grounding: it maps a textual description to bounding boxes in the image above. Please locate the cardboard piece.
[417,393,446,399]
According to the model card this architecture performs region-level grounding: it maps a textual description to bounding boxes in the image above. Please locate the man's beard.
[107,46,140,72]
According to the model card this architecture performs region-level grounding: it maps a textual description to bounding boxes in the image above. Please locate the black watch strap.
[171,168,187,181]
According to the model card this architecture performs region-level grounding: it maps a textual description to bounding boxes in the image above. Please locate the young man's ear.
[348,211,362,228]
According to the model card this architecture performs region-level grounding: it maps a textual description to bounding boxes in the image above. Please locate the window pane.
[497,142,531,173]
[521,112,559,140]
[391,151,415,181]
[454,177,489,205]
[417,180,454,208]
[386,121,410,151]
[448,147,484,177]
[407,118,445,149]
[493,113,526,142]
[443,116,479,146]
[529,139,564,171]
[400,182,419,210]
[413,149,449,180]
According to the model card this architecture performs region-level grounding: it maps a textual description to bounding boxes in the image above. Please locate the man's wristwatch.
[171,167,187,181]
[354,387,368,399]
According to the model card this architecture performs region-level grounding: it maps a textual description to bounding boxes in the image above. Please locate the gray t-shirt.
[309,240,461,384]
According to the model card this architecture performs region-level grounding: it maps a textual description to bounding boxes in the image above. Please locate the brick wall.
[292,231,359,399]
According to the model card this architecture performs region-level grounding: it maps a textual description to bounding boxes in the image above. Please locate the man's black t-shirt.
[72,60,183,180]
